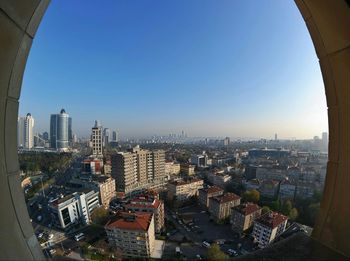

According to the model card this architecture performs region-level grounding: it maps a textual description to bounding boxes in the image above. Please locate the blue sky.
[20,0,327,139]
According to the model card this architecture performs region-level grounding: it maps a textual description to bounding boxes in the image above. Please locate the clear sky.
[20,0,328,139]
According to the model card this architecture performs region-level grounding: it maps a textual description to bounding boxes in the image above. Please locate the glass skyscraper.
[50,109,69,150]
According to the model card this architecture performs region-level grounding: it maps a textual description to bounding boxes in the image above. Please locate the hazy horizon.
[19,1,328,139]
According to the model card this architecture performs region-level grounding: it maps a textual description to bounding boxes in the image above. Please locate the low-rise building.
[49,190,100,230]
[243,178,261,191]
[231,203,261,233]
[207,171,232,187]
[82,158,104,175]
[167,178,203,201]
[125,195,164,234]
[180,164,196,176]
[105,212,155,258]
[252,211,288,248]
[209,193,241,222]
[198,186,224,208]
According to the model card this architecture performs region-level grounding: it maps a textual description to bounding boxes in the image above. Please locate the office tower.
[50,109,69,150]
[91,120,103,156]
[223,137,230,146]
[111,146,165,195]
[103,128,111,146]
[42,131,49,141]
[322,132,328,151]
[17,113,34,149]
[112,130,119,142]
[68,117,73,142]
[275,133,278,141]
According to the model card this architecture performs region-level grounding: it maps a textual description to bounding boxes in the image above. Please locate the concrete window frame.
[0,0,349,259]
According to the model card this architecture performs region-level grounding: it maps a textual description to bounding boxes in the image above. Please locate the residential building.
[252,212,288,248]
[50,109,69,150]
[180,164,195,176]
[231,203,261,233]
[209,192,241,222]
[243,179,261,191]
[207,171,232,187]
[89,176,116,208]
[256,166,287,181]
[279,179,296,201]
[198,186,224,207]
[82,158,104,175]
[17,113,34,149]
[91,120,103,156]
[48,190,99,230]
[259,180,279,198]
[105,212,155,258]
[111,146,166,195]
[165,161,181,176]
[125,195,164,233]
[167,178,203,201]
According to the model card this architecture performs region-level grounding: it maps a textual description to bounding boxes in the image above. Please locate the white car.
[48,234,54,240]
[202,241,211,248]
[37,215,42,222]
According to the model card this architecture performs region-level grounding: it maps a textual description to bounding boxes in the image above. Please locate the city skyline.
[19,1,327,139]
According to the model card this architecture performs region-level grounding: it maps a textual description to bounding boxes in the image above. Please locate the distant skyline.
[19,1,327,139]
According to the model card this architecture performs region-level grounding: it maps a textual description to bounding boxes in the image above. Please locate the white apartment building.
[167,178,204,201]
[49,190,100,229]
[105,212,155,258]
[252,211,288,248]
[18,113,34,149]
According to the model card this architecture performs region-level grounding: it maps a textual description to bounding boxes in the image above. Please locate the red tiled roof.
[256,211,288,229]
[233,203,261,216]
[212,192,241,203]
[105,212,152,231]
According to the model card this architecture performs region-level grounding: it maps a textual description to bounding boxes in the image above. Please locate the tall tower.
[50,109,69,150]
[68,117,73,142]
[17,113,34,149]
[91,120,103,156]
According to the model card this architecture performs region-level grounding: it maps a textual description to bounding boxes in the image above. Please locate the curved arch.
[0,0,349,259]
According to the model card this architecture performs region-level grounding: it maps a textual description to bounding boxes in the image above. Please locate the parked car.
[202,241,211,248]
[227,249,238,256]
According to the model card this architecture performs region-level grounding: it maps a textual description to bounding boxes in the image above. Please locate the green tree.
[281,200,293,216]
[242,189,260,203]
[289,208,299,220]
[262,206,270,215]
[91,206,109,225]
[206,244,228,261]
[270,200,281,211]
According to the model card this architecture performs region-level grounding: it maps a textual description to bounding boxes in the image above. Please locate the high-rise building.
[112,130,119,142]
[322,132,328,151]
[103,128,111,146]
[91,120,103,156]
[17,113,34,149]
[68,117,73,142]
[50,109,69,150]
[111,146,165,195]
